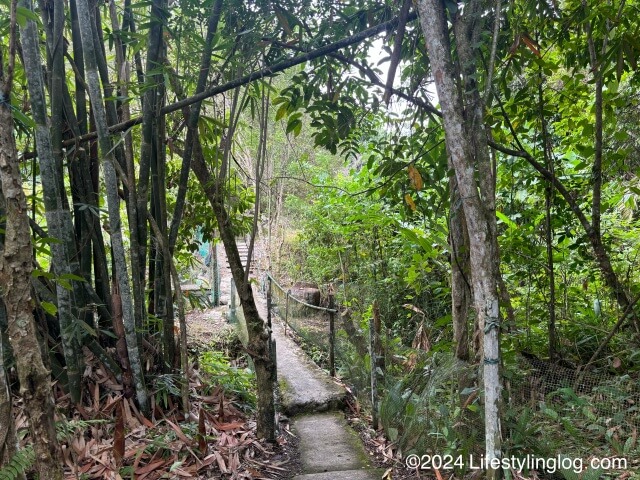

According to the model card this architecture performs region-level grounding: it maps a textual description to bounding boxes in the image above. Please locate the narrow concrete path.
[291,413,382,480]
[214,239,380,478]
[271,319,346,415]
[252,292,382,480]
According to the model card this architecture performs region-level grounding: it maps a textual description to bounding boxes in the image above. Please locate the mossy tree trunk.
[0,18,63,475]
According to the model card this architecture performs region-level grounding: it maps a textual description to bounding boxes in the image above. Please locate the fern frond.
[0,446,36,480]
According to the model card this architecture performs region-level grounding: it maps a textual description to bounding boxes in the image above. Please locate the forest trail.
[257,300,382,480]
[213,240,382,479]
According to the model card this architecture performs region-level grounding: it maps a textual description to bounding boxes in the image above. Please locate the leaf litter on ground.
[10,333,293,479]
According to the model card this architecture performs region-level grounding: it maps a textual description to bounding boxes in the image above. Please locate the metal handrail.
[265,273,337,313]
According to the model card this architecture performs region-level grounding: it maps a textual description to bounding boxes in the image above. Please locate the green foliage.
[0,419,107,480]
[280,156,452,345]
[199,351,256,407]
[557,460,604,480]
[152,373,182,409]
[0,447,36,480]
[378,353,481,474]
[503,358,640,478]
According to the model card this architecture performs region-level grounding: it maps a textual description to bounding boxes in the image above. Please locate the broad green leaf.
[41,301,57,316]
[496,211,517,230]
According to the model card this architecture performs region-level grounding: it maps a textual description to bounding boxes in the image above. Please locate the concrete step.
[272,321,346,416]
[291,413,380,479]
[293,470,382,480]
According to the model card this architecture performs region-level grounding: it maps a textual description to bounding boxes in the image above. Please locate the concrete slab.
[293,470,382,480]
[293,413,374,474]
[248,285,379,479]
[271,320,346,415]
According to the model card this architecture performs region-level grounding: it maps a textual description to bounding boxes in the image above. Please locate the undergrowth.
[199,350,256,408]
[0,419,107,480]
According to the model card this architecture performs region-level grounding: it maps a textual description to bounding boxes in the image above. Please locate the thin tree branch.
[5,0,18,95]
[384,0,412,104]
[484,0,502,101]
[20,12,419,160]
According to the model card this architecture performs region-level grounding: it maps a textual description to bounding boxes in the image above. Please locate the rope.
[484,319,500,333]
[265,273,337,313]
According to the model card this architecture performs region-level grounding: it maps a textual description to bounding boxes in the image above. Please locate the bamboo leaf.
[11,107,35,129]
[496,210,517,230]
[41,301,58,316]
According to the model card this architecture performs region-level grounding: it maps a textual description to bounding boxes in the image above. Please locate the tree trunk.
[340,309,368,358]
[151,109,176,368]
[75,0,149,414]
[0,309,18,469]
[105,0,146,347]
[0,50,64,479]
[0,175,10,465]
[19,0,83,403]
[137,0,166,332]
[111,280,135,400]
[91,1,148,343]
[416,1,502,476]
[0,231,18,470]
[148,216,190,415]
[449,172,471,362]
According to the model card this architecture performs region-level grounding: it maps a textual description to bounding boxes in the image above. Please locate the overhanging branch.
[20,13,418,160]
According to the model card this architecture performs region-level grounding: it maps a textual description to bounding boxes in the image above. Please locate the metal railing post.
[266,275,272,330]
[229,278,237,323]
[270,337,277,384]
[329,285,336,377]
[285,289,290,336]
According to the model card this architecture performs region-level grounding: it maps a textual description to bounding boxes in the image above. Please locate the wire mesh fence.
[243,272,640,476]
[505,354,640,467]
[265,274,338,376]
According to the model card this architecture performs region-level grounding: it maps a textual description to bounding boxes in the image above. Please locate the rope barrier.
[265,273,337,313]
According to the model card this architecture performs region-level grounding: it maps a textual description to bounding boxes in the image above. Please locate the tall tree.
[0,3,63,475]
[416,1,503,476]
[75,0,149,413]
